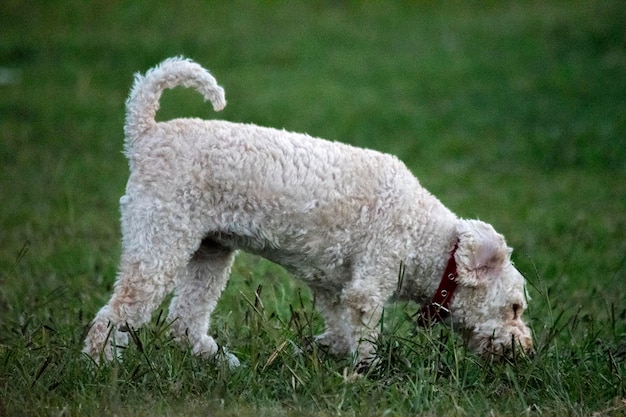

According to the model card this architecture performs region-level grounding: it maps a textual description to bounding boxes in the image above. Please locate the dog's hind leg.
[83,253,187,362]
[83,196,199,363]
[167,237,239,367]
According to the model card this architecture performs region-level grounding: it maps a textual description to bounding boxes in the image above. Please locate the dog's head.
[450,220,533,359]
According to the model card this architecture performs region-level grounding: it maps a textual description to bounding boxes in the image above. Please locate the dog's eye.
[512,303,521,319]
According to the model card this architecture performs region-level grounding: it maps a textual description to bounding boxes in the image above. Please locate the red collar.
[417,240,459,327]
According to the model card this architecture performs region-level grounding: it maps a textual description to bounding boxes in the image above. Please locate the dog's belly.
[201,233,351,289]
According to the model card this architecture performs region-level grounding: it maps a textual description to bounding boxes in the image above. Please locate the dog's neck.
[395,230,459,307]
[415,240,459,326]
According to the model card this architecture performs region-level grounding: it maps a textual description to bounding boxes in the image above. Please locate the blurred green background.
[1,1,625,416]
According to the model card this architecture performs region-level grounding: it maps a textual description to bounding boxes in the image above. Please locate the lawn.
[1,1,625,416]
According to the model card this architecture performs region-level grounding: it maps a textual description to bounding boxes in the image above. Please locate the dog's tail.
[124,57,226,143]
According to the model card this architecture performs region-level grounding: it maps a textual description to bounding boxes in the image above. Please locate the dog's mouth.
[477,336,535,362]
[465,324,534,360]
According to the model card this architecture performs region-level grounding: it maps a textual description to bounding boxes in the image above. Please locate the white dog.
[83,57,533,367]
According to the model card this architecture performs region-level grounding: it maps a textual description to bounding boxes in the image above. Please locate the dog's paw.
[217,348,241,369]
[83,315,129,364]
[354,355,380,374]
[191,335,219,358]
[190,335,240,369]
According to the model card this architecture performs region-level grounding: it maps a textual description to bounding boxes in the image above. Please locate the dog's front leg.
[310,285,383,366]
[312,289,358,356]
[340,263,398,368]
[342,288,384,367]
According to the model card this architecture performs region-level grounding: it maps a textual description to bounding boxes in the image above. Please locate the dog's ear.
[455,219,511,286]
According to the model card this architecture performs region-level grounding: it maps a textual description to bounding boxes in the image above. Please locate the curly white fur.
[83,57,532,366]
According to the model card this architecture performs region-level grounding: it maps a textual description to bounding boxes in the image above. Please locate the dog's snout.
[513,333,533,354]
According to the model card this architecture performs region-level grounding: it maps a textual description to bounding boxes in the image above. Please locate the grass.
[1,1,625,415]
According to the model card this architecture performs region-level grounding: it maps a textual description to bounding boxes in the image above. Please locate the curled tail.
[124,57,226,144]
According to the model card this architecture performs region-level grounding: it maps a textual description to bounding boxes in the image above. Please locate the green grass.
[1,1,625,415]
